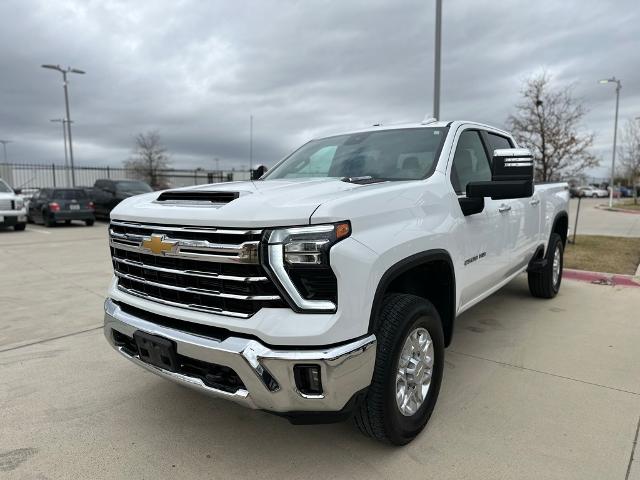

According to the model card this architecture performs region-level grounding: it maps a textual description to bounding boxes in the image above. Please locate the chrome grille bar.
[112,257,268,283]
[110,219,262,236]
[116,284,253,319]
[114,271,280,301]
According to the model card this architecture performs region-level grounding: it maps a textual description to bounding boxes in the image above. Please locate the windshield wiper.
[340,176,389,185]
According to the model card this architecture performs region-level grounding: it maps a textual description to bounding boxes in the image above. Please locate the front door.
[448,128,512,309]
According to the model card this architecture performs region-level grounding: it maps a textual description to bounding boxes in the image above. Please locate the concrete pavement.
[569,197,640,237]
[1,224,639,479]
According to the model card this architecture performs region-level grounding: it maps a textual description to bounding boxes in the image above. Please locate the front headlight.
[263,222,351,312]
[14,198,24,210]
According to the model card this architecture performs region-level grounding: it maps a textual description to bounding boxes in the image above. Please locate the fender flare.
[368,249,456,345]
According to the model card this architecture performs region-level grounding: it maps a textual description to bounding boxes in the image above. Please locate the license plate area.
[133,331,179,372]
[70,204,80,210]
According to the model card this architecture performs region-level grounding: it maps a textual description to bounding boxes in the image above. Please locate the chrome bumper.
[103,298,376,413]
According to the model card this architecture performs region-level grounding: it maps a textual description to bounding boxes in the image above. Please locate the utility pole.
[433,0,442,120]
[599,77,622,208]
[50,119,72,186]
[0,140,11,163]
[249,115,253,174]
[42,64,85,186]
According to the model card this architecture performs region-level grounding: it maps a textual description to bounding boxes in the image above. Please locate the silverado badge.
[140,234,178,255]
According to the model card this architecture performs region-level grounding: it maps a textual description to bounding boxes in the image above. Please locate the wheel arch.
[369,249,456,347]
[551,211,569,248]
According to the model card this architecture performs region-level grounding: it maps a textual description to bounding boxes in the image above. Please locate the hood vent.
[155,190,239,205]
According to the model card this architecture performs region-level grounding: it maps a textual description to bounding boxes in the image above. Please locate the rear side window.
[52,189,87,200]
[486,132,513,154]
[450,130,492,195]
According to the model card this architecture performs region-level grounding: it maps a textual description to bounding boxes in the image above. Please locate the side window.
[486,132,513,154]
[450,130,492,195]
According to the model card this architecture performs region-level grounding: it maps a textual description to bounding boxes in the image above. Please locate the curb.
[594,204,640,215]
[563,268,640,287]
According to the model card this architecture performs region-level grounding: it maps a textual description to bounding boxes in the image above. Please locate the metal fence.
[0,163,252,190]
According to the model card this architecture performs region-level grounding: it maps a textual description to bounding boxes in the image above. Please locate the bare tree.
[618,119,640,204]
[124,130,170,189]
[507,73,598,182]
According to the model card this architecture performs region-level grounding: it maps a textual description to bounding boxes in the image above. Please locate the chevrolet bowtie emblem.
[140,234,178,255]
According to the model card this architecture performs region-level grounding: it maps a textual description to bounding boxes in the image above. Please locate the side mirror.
[466,148,534,200]
[14,188,22,195]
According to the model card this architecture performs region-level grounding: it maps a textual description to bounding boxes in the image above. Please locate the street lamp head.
[41,64,61,72]
[69,68,86,75]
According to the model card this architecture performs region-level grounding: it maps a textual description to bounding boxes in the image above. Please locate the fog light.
[293,364,323,396]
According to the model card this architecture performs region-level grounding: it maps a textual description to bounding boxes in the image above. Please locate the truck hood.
[0,192,18,200]
[110,178,389,227]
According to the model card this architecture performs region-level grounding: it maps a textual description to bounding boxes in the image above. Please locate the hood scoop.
[155,190,240,206]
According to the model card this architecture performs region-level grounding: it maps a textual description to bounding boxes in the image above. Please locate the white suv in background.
[0,178,27,231]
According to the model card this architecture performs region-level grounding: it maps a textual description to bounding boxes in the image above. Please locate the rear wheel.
[528,233,563,298]
[354,294,444,445]
[592,193,598,198]
[65,220,72,225]
[14,223,26,231]
[85,219,94,226]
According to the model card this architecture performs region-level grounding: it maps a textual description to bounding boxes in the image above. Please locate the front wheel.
[528,233,563,298]
[354,294,444,445]
[14,223,26,231]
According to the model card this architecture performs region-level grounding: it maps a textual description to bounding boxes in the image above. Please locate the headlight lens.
[14,198,24,209]
[263,222,351,312]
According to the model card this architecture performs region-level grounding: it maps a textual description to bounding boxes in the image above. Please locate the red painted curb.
[563,268,640,287]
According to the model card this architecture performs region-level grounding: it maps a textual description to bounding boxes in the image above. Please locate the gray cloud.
[0,0,638,179]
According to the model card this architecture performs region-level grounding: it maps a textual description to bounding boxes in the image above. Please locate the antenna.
[249,114,253,174]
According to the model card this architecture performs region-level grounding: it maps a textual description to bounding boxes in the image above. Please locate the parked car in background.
[569,185,582,198]
[19,188,40,212]
[92,179,153,219]
[618,186,633,198]
[28,188,95,227]
[579,186,608,198]
[0,178,27,231]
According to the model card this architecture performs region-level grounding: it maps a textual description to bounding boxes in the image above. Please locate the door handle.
[498,204,512,213]
[530,198,540,206]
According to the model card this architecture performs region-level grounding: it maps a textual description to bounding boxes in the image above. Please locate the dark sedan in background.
[28,188,95,227]
[92,179,153,219]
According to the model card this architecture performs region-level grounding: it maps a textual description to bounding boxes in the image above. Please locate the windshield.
[0,179,13,193]
[263,127,447,181]
[115,181,152,193]
[53,189,87,200]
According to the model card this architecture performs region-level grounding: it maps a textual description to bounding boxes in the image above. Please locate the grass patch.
[564,235,640,275]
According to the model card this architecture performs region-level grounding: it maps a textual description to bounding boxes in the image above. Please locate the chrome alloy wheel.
[552,244,561,288]
[395,326,434,416]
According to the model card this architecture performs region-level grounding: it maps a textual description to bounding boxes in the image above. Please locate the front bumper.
[104,298,376,414]
[0,211,27,226]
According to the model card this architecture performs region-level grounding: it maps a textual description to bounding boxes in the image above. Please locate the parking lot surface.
[569,197,640,237]
[1,224,639,479]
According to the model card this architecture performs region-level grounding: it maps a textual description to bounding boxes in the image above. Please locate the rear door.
[482,131,541,271]
[448,128,512,308]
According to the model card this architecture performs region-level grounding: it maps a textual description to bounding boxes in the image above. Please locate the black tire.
[44,212,55,227]
[85,219,94,226]
[592,193,598,198]
[14,223,26,231]
[528,233,563,299]
[65,220,72,225]
[354,294,445,445]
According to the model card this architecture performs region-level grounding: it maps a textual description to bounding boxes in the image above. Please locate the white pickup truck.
[0,178,27,231]
[104,120,569,444]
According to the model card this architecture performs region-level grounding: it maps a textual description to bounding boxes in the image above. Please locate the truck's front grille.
[109,220,286,318]
[0,199,12,210]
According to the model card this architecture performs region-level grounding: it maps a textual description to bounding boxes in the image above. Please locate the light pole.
[433,0,442,120]
[50,119,72,186]
[0,140,11,163]
[41,64,85,186]
[599,77,621,208]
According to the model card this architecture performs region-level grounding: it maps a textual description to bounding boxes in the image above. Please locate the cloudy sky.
[0,0,638,177]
